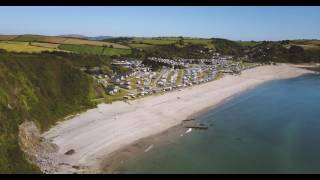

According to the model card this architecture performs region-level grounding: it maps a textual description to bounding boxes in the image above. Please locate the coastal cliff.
[0,52,96,173]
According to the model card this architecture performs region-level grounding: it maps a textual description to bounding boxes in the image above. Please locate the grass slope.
[58,44,131,56]
[13,35,44,42]
[128,43,155,50]
[62,38,130,49]
[0,52,97,173]
[102,48,131,56]
[37,36,68,44]
[9,35,130,49]
[127,37,215,49]
[0,35,18,41]
[30,42,60,49]
[0,43,63,53]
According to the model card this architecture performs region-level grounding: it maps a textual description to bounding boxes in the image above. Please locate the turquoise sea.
[118,74,320,174]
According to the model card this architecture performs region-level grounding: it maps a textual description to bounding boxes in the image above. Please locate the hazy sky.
[0,6,319,41]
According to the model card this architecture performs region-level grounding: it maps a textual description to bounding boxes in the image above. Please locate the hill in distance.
[59,34,114,41]
[59,34,89,39]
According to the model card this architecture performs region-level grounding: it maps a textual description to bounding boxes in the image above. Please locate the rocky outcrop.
[18,121,59,173]
[18,121,93,174]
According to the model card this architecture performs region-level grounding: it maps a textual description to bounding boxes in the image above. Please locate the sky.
[0,6,319,41]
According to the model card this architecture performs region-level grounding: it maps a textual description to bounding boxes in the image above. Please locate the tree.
[178,36,184,46]
[289,45,304,54]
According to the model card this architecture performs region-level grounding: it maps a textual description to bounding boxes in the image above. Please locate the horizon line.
[0,33,319,42]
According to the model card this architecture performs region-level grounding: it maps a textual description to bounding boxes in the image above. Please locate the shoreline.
[99,72,302,173]
[100,87,256,173]
[41,63,316,174]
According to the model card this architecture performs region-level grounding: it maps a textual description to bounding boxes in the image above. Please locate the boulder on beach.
[65,149,75,155]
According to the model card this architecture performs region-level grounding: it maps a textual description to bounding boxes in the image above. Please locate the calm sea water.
[118,74,320,174]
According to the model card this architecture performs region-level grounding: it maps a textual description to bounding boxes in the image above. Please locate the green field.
[241,62,258,69]
[62,38,130,49]
[295,44,320,50]
[30,42,60,49]
[2,35,130,49]
[176,69,184,85]
[58,44,104,55]
[288,40,320,51]
[215,71,224,80]
[138,38,178,45]
[199,69,209,79]
[291,40,320,46]
[103,47,131,56]
[0,35,18,41]
[123,37,266,57]
[128,43,155,49]
[127,37,215,49]
[129,38,176,44]
[184,39,215,49]
[1,41,29,45]
[13,35,44,42]
[166,70,174,82]
[0,42,64,53]
[104,89,128,103]
[58,44,131,56]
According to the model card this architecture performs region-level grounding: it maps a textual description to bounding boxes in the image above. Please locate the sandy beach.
[41,63,316,173]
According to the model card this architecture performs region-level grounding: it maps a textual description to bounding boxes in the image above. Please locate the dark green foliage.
[237,40,261,47]
[279,40,290,45]
[142,58,168,71]
[126,49,147,59]
[0,51,97,173]
[305,48,320,62]
[247,42,320,63]
[44,51,112,67]
[289,45,304,54]
[112,65,132,75]
[178,37,185,46]
[211,38,246,56]
[103,37,133,44]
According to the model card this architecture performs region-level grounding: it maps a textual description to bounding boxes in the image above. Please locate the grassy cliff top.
[0,51,101,173]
